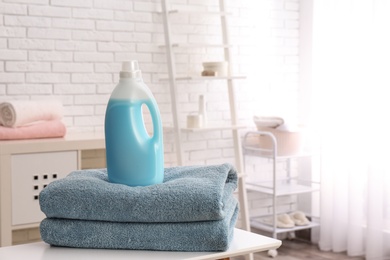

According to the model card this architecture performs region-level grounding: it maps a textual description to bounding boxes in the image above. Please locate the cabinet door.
[11,151,78,226]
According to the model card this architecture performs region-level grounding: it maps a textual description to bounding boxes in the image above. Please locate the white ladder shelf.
[159,2,252,257]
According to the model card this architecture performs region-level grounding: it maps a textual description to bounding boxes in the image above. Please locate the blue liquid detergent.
[104,61,164,186]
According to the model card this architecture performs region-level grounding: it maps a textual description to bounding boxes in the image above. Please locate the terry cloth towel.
[253,116,284,129]
[40,196,238,251]
[0,120,66,140]
[39,164,238,223]
[0,100,63,127]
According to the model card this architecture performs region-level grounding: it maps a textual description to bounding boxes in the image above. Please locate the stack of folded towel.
[251,115,304,156]
[253,116,284,129]
[39,163,239,252]
[0,100,66,140]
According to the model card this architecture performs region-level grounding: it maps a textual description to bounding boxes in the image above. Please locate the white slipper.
[289,211,310,226]
[261,214,295,228]
[277,213,295,228]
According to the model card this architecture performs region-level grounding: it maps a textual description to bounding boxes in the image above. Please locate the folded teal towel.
[39,163,237,223]
[40,197,238,251]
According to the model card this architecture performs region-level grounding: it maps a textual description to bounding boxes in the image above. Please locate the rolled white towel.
[0,100,63,128]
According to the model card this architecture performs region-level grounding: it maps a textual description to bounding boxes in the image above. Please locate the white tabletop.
[0,228,281,260]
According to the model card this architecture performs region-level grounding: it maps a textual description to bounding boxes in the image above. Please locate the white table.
[0,228,281,260]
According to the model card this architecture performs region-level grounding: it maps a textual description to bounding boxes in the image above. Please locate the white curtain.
[311,0,390,259]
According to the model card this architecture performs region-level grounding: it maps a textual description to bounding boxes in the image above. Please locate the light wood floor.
[232,229,364,260]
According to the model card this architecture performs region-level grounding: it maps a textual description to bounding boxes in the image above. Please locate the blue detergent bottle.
[104,60,164,186]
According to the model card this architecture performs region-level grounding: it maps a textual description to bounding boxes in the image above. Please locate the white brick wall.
[0,0,301,219]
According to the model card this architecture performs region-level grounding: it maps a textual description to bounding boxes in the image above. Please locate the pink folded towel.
[0,100,63,128]
[0,120,66,140]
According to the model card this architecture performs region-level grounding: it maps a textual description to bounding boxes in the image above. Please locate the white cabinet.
[0,133,105,246]
[11,151,78,226]
[242,131,320,242]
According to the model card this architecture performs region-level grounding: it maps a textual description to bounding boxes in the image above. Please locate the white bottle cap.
[120,60,142,78]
